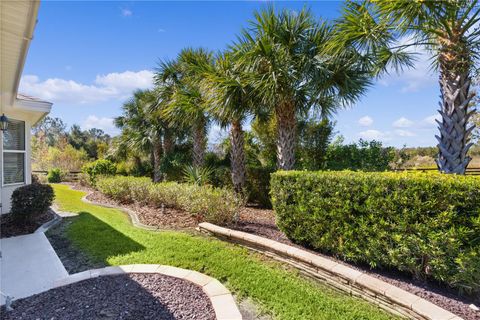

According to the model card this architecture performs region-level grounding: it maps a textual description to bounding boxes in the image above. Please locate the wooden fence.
[394,167,480,176]
[32,170,82,181]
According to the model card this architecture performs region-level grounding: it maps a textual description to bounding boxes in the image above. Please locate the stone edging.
[34,210,62,234]
[81,193,161,232]
[52,264,242,320]
[199,222,462,320]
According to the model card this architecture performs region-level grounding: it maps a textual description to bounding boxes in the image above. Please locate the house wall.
[1,110,33,215]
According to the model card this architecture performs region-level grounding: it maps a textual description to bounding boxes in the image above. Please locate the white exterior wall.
[0,112,33,215]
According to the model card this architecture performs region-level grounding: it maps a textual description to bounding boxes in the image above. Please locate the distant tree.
[32,116,67,146]
[115,89,164,182]
[296,119,334,170]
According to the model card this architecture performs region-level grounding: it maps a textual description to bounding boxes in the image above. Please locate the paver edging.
[52,264,242,320]
[81,193,161,232]
[199,222,462,320]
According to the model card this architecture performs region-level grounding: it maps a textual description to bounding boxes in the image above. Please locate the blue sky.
[21,1,441,147]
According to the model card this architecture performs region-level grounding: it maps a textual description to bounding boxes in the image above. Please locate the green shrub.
[11,183,55,221]
[271,170,480,295]
[96,176,243,224]
[47,168,62,183]
[246,166,274,208]
[82,159,116,185]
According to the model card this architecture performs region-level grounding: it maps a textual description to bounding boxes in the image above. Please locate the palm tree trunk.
[192,120,206,168]
[152,136,163,182]
[276,101,296,170]
[230,120,246,193]
[436,64,475,174]
[163,128,174,155]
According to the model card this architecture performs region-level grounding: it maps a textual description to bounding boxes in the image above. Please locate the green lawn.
[52,183,398,320]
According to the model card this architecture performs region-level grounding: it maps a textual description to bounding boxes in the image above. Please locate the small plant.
[182,165,213,185]
[11,183,55,222]
[47,168,62,183]
[82,159,116,186]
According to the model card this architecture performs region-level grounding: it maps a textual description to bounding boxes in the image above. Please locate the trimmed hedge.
[11,183,55,221]
[271,170,480,294]
[96,176,243,225]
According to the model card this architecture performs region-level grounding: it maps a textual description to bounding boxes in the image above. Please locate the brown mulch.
[0,209,55,239]
[86,191,199,230]
[0,273,215,320]
[231,206,480,320]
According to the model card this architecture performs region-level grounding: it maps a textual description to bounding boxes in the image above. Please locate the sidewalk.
[0,232,68,305]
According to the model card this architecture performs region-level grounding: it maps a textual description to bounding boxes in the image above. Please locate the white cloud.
[82,115,118,135]
[158,28,166,33]
[359,129,390,141]
[379,36,437,93]
[422,114,441,126]
[358,116,373,127]
[395,129,416,137]
[95,70,154,91]
[121,8,132,17]
[393,117,414,128]
[19,70,154,105]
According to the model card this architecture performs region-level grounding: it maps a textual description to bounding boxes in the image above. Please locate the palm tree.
[200,51,255,193]
[114,89,164,182]
[333,0,480,174]
[155,48,213,168]
[236,7,372,170]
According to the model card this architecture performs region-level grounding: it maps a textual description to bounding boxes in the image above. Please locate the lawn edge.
[198,222,463,320]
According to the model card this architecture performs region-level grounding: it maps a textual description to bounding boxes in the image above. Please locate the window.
[3,119,25,184]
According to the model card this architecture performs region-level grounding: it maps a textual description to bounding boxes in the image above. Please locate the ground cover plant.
[272,171,480,295]
[51,183,398,320]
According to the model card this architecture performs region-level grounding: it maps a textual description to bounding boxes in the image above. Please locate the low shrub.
[82,159,116,185]
[47,168,63,183]
[96,176,243,224]
[271,170,480,295]
[11,183,55,222]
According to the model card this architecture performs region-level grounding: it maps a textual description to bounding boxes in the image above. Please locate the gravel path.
[232,206,479,320]
[0,274,215,320]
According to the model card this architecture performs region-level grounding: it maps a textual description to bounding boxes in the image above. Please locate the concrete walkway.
[0,232,68,305]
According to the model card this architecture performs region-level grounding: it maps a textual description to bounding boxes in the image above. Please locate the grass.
[52,183,399,320]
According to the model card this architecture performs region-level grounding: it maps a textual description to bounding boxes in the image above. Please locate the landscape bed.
[0,273,215,320]
[48,183,399,320]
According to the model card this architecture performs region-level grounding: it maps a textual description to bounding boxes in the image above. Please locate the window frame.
[2,119,26,186]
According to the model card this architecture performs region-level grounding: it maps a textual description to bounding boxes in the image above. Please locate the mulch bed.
[0,273,215,320]
[231,206,479,320]
[0,209,55,239]
[86,190,199,230]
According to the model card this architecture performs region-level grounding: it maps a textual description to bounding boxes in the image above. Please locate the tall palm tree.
[114,89,164,182]
[334,0,480,174]
[236,7,372,170]
[200,51,255,193]
[155,48,213,168]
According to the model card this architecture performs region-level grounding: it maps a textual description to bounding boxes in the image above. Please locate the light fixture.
[0,113,9,131]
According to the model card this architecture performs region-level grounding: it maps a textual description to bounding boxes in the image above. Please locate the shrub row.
[271,170,480,294]
[96,176,243,225]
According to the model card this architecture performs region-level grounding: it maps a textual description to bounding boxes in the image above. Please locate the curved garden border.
[81,193,161,231]
[199,222,463,320]
[50,264,242,320]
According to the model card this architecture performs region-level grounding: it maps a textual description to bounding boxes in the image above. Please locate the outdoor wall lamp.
[0,113,9,131]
